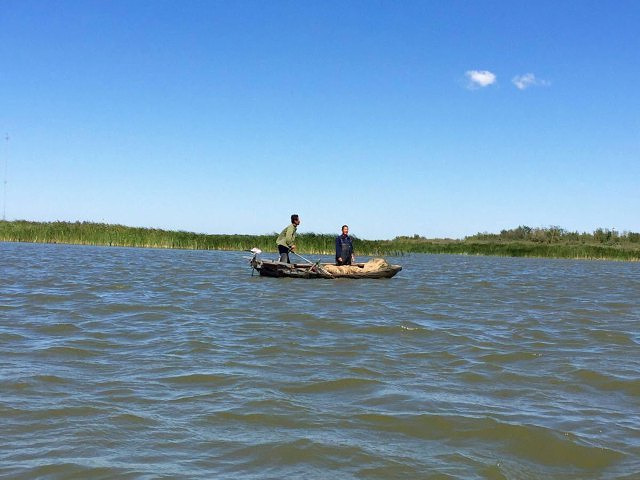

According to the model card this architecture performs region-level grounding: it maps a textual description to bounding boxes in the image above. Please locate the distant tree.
[626,232,640,243]
[547,226,564,243]
[530,228,547,243]
[594,228,611,243]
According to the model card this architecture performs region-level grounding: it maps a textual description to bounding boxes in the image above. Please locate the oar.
[287,248,314,265]
[288,248,332,278]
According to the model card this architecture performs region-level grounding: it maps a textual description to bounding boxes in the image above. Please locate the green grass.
[390,239,640,261]
[1,220,639,261]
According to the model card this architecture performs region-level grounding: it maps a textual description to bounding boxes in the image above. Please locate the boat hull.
[250,258,402,279]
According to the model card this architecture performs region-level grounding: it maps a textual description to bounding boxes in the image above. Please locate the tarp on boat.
[321,258,391,276]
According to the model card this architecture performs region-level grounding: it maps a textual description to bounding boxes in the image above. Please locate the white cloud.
[465,70,497,89]
[512,73,550,90]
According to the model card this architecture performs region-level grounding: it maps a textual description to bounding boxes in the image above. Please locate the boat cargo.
[249,255,402,279]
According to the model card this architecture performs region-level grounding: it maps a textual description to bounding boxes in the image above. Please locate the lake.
[1,242,639,479]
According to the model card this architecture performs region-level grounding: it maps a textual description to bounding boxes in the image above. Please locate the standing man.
[335,225,354,266]
[276,214,300,263]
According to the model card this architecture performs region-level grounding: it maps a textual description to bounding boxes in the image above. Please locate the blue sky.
[1,1,638,239]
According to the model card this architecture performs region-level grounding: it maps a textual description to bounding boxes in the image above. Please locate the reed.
[1,220,639,261]
[393,240,640,262]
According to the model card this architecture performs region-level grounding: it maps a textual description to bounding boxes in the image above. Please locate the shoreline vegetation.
[1,220,639,262]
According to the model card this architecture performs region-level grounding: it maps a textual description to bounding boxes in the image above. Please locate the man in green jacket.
[276,214,300,263]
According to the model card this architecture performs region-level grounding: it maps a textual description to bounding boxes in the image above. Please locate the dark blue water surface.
[1,242,639,479]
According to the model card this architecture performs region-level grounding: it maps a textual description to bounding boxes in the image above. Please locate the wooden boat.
[249,255,402,279]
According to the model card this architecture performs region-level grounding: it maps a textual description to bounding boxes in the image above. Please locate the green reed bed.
[1,220,639,261]
[393,240,640,261]
[0,220,275,252]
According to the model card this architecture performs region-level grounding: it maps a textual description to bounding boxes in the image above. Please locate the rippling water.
[1,242,639,479]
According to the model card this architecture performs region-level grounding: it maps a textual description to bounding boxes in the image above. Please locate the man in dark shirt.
[335,225,354,265]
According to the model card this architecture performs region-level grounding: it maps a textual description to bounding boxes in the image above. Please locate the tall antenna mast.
[2,133,8,221]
